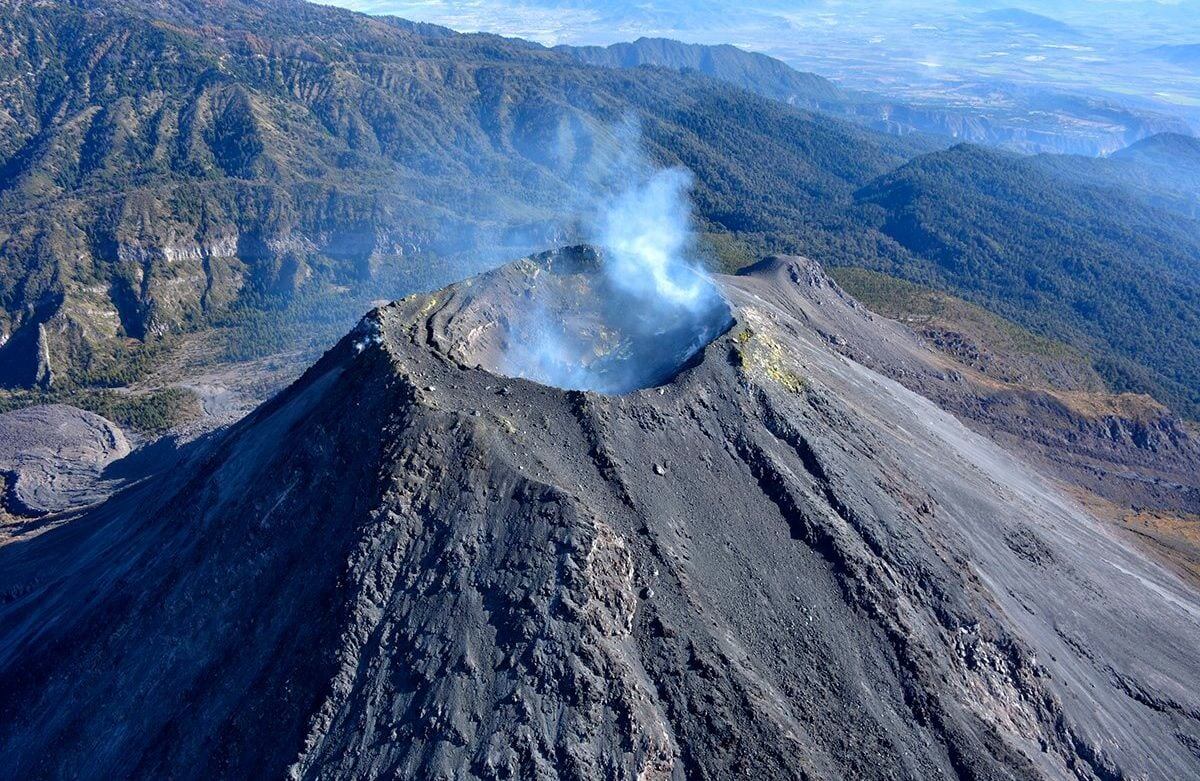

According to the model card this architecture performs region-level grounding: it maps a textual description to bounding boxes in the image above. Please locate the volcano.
[3,247,1200,779]
[432,246,733,394]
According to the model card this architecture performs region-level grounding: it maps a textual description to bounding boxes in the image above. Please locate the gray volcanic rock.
[0,404,129,517]
[2,248,1200,779]
[744,256,1200,515]
[433,246,732,394]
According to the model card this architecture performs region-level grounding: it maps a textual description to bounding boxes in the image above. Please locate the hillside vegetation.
[0,0,931,395]
[853,144,1200,417]
[830,268,1106,393]
[1,0,1199,419]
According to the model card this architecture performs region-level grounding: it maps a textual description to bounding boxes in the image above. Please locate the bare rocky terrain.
[0,404,129,519]
[2,247,1199,779]
[764,258,1200,519]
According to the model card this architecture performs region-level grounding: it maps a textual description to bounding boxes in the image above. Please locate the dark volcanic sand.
[2,248,1199,779]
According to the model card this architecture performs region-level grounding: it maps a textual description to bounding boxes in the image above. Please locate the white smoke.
[499,122,732,393]
[598,167,710,309]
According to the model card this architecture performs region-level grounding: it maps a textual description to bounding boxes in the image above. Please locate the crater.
[436,246,733,394]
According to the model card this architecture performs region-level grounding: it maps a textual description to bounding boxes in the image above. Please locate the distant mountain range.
[558,37,842,106]
[555,36,1192,157]
[2,0,1200,420]
[978,8,1078,36]
[331,0,1200,156]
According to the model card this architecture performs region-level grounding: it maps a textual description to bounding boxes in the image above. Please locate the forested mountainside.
[1113,131,1200,165]
[855,143,1200,417]
[1033,132,1200,219]
[2,0,1200,419]
[0,0,932,393]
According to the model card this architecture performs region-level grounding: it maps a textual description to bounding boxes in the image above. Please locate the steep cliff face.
[3,248,1199,779]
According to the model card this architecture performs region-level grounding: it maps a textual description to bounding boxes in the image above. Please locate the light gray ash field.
[2,245,1199,780]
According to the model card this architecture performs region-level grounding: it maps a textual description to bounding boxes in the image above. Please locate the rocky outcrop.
[0,321,55,391]
[33,324,52,389]
[2,249,1200,779]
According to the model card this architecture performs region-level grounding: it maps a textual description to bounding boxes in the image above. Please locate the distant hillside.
[557,37,842,106]
[1147,43,1200,70]
[1110,133,1200,213]
[1114,131,1200,166]
[856,143,1200,417]
[830,267,1106,394]
[1032,132,1200,218]
[0,0,930,393]
[554,33,1183,157]
[979,8,1078,36]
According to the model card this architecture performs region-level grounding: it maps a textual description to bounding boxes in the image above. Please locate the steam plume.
[499,125,731,393]
[600,167,711,308]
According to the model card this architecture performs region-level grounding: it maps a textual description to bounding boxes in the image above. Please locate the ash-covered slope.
[743,257,1200,517]
[3,247,1200,779]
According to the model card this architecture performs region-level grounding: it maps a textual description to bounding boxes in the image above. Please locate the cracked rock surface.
[2,249,1199,779]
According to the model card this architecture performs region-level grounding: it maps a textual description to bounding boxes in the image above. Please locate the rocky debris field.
[2,248,1199,779]
[0,404,129,519]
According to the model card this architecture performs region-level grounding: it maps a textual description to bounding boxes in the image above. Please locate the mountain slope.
[3,248,1200,778]
[1109,132,1200,212]
[1147,43,1200,70]
[1031,132,1200,219]
[557,37,842,106]
[821,266,1200,518]
[0,0,929,392]
[1113,131,1200,165]
[978,8,1078,36]
[855,143,1200,418]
